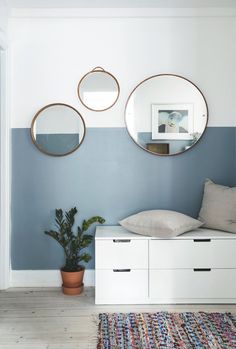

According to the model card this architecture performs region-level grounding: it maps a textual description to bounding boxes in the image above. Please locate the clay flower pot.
[62,283,84,296]
[61,268,85,295]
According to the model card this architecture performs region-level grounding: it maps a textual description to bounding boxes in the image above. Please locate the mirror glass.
[78,67,120,111]
[31,103,85,156]
[125,74,208,156]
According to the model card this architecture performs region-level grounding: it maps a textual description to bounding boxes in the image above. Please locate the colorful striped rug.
[97,312,236,349]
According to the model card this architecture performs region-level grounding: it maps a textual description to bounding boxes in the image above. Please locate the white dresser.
[95,226,236,304]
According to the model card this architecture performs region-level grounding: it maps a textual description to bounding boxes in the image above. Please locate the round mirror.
[125,74,208,156]
[31,103,86,156]
[78,67,120,111]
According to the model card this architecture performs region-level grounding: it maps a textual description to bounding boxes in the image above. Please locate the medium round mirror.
[31,103,86,156]
[78,67,120,111]
[125,74,208,156]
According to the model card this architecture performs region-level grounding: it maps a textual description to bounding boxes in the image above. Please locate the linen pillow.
[198,179,236,234]
[119,210,203,238]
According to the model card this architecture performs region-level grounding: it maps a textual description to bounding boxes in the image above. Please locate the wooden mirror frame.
[31,103,86,157]
[77,67,120,112]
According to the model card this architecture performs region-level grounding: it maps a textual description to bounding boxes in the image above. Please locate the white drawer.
[95,269,148,304]
[150,269,236,300]
[150,239,236,269]
[96,239,148,269]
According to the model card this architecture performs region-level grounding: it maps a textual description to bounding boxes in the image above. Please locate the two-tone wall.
[10,10,236,274]
[0,0,10,290]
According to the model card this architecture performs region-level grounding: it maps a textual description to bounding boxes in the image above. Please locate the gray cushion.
[198,179,236,234]
[119,210,203,238]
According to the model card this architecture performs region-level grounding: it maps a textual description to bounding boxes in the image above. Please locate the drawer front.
[150,239,236,269]
[96,269,148,304]
[150,269,236,300]
[96,239,148,269]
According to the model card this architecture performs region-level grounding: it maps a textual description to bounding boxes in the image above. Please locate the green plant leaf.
[78,252,92,263]
[44,208,105,271]
[80,234,93,249]
[82,216,105,232]
[44,230,60,241]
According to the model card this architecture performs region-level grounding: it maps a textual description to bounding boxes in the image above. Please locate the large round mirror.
[125,74,208,156]
[31,103,86,156]
[78,67,120,111]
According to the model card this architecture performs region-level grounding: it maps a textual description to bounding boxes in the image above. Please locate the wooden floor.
[0,288,236,349]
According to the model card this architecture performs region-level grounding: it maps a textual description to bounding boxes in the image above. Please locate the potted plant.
[44,207,105,295]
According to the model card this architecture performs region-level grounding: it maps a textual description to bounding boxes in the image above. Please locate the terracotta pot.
[60,268,85,288]
[62,283,84,296]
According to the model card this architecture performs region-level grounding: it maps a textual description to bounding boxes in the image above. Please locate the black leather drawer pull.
[113,269,131,272]
[113,239,131,243]
[193,239,211,242]
[194,268,211,272]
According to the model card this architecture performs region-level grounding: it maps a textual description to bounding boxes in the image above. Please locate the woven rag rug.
[97,312,236,349]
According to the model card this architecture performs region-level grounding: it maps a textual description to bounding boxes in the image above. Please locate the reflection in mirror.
[125,74,208,156]
[31,103,85,156]
[78,67,120,111]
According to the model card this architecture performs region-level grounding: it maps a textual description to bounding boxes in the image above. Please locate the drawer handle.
[113,239,131,243]
[193,239,211,242]
[193,268,211,272]
[113,269,131,272]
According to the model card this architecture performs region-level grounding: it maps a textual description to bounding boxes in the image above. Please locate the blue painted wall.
[11,127,236,269]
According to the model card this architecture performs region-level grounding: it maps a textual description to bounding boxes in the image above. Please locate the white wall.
[0,0,8,46]
[9,10,236,129]
[0,0,7,31]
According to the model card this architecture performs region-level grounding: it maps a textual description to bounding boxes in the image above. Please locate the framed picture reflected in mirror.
[151,103,193,140]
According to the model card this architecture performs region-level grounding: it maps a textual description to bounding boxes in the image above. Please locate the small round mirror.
[31,103,86,156]
[125,74,208,156]
[77,67,120,111]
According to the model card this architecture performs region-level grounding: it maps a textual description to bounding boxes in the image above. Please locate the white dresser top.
[95,225,236,240]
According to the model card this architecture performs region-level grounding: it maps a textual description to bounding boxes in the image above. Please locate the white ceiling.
[7,0,236,9]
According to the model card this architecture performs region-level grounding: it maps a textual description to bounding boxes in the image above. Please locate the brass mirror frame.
[77,67,120,112]
[31,103,86,157]
[124,73,209,156]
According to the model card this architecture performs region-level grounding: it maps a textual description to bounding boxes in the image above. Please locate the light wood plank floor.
[0,287,236,349]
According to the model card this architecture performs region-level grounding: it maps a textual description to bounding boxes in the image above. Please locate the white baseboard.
[11,269,95,288]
